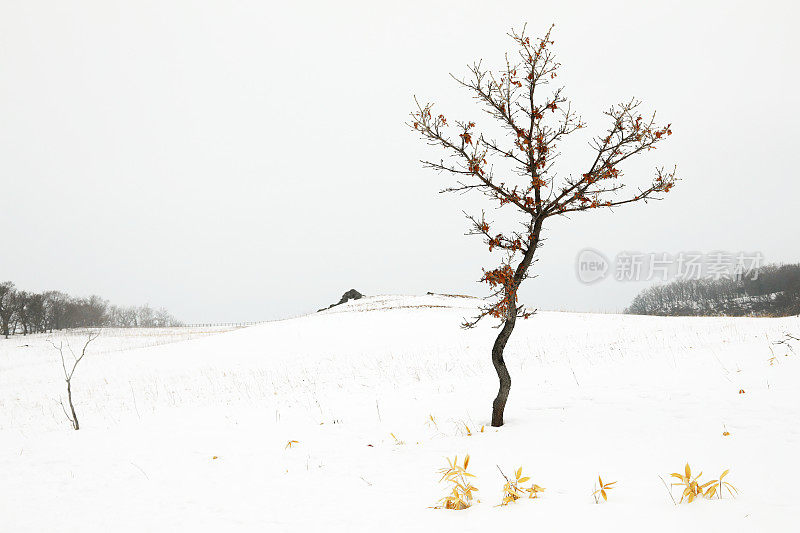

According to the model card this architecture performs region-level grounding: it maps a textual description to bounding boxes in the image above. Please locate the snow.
[1,294,798,531]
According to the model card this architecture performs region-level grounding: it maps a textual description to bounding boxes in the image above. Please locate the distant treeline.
[625,263,800,317]
[0,281,182,338]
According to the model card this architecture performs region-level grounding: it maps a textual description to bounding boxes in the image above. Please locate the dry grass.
[434,455,478,510]
[592,476,617,503]
[498,466,545,506]
[670,464,737,502]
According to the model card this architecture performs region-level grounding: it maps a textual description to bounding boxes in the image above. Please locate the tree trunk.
[490,218,542,427]
[491,314,516,426]
[67,380,79,430]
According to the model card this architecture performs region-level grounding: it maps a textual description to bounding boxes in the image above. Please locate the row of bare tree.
[625,263,800,317]
[0,281,181,338]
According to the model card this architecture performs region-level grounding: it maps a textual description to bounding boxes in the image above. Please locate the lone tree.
[49,332,99,430]
[409,25,677,427]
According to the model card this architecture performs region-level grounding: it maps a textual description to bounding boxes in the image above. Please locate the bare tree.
[49,332,99,430]
[409,25,678,426]
[119,306,138,327]
[154,307,180,327]
[0,282,15,339]
[43,290,69,332]
[137,305,154,327]
[2,283,178,332]
[26,292,46,334]
[14,290,31,335]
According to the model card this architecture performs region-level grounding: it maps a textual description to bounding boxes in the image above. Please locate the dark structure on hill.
[317,289,364,312]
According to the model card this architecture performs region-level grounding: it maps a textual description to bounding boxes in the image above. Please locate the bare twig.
[49,332,99,430]
[658,475,677,506]
[496,465,511,483]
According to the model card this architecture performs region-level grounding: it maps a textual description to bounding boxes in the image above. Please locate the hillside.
[1,295,799,532]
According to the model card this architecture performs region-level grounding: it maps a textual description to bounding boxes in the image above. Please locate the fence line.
[175,321,266,328]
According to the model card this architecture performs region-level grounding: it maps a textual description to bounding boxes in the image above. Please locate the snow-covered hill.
[1,295,798,531]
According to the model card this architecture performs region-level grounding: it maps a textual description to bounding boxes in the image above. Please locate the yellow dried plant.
[434,455,479,510]
[592,476,617,502]
[670,464,737,502]
[498,466,545,506]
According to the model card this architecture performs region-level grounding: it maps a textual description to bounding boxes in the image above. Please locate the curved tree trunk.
[491,313,517,426]
[490,219,542,427]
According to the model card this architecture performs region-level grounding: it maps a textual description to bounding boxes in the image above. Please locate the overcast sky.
[1,0,798,323]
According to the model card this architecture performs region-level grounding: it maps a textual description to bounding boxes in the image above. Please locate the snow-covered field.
[1,294,798,532]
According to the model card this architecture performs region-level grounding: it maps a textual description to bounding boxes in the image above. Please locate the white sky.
[1,0,798,322]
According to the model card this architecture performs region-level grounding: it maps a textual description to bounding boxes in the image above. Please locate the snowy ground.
[1,294,798,532]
